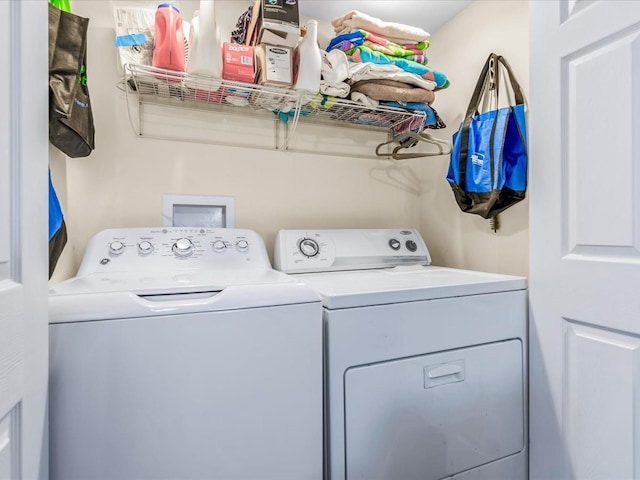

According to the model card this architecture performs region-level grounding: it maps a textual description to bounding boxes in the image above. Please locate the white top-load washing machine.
[49,227,323,480]
[274,229,528,480]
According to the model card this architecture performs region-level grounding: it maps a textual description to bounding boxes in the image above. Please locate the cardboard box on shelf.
[245,0,300,48]
[254,44,293,87]
[222,42,255,83]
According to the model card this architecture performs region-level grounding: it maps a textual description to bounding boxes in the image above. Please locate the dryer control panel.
[76,227,270,275]
[274,229,431,274]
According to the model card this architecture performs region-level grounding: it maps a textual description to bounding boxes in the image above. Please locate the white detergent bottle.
[294,20,321,95]
[186,0,222,81]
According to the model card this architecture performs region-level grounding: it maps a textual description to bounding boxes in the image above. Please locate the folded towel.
[348,46,449,89]
[350,79,435,104]
[320,80,350,98]
[359,41,428,63]
[348,62,437,91]
[327,31,365,51]
[330,39,429,64]
[331,10,430,43]
[358,29,429,54]
[350,91,379,108]
[327,30,429,57]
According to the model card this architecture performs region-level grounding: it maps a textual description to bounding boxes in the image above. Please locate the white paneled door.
[0,2,48,480]
[530,1,640,479]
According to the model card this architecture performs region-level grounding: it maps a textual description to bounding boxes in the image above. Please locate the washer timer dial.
[298,238,320,258]
[172,238,194,257]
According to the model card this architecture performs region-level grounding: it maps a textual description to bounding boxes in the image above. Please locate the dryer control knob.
[212,240,227,252]
[109,241,125,256]
[389,239,401,251]
[173,238,194,257]
[298,238,320,258]
[405,240,418,252]
[138,241,153,255]
[235,240,249,252]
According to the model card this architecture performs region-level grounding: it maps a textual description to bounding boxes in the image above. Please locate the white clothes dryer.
[49,227,323,480]
[274,228,528,480]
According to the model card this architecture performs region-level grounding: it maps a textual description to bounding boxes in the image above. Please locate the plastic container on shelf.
[293,20,321,95]
[152,3,186,72]
[185,3,223,102]
[186,1,222,80]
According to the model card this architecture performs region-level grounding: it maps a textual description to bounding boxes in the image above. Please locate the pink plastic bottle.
[152,3,186,72]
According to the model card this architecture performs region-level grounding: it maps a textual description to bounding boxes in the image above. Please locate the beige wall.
[419,0,529,276]
[49,1,423,282]
[50,0,529,282]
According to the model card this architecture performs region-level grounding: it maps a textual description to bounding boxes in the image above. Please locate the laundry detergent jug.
[152,3,186,72]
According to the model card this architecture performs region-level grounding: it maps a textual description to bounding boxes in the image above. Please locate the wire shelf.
[124,63,427,154]
[297,95,426,135]
[127,63,300,114]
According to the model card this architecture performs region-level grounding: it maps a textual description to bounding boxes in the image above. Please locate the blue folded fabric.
[381,101,439,127]
[326,31,365,52]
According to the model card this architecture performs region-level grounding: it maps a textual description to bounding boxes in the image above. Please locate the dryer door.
[344,340,524,480]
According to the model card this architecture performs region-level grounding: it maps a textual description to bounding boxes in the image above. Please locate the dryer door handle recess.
[424,360,465,389]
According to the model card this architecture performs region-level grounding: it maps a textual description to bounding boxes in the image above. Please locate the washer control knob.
[235,240,249,252]
[405,240,418,252]
[173,238,194,257]
[389,238,401,251]
[138,241,153,255]
[109,241,125,256]
[212,240,227,252]
[298,238,320,258]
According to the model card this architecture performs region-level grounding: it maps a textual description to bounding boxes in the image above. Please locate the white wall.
[419,0,529,276]
[49,0,529,282]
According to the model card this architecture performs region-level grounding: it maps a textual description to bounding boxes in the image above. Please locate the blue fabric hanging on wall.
[49,170,63,241]
[49,170,67,278]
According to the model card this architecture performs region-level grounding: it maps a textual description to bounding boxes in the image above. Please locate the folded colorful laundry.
[348,46,449,89]
[327,30,429,57]
[331,10,430,43]
[348,62,437,91]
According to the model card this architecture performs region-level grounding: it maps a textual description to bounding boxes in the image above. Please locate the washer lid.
[295,265,527,309]
[49,270,321,324]
[49,268,296,296]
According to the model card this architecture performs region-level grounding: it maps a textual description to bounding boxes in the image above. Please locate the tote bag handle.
[466,54,525,121]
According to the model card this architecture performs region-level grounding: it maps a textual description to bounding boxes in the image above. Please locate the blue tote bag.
[447,54,527,221]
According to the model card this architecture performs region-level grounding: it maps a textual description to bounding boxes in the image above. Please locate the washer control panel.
[77,227,270,275]
[274,229,431,274]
